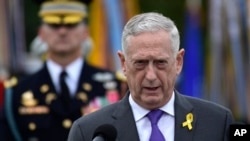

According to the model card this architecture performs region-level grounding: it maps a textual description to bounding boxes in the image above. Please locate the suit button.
[62,119,72,129]
[77,92,88,102]
[28,122,36,131]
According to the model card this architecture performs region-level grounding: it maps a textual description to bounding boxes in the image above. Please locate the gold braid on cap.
[38,0,88,24]
[39,1,87,17]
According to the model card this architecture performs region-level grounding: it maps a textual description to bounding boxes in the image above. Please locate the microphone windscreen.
[93,124,117,141]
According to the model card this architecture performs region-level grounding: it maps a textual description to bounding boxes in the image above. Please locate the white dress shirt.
[47,58,83,97]
[129,92,175,141]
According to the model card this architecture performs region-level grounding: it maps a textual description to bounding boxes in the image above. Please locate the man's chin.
[144,96,162,104]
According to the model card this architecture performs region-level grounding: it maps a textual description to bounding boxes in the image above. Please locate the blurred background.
[0,0,249,123]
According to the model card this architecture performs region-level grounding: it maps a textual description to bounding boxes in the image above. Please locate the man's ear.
[38,26,45,41]
[176,48,185,75]
[82,26,89,41]
[117,51,126,75]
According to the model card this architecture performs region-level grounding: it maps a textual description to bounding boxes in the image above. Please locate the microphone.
[92,124,117,141]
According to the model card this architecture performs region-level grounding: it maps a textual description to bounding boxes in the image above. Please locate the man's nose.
[57,26,68,34]
[145,64,157,81]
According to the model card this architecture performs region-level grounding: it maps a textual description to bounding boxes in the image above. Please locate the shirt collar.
[64,58,83,82]
[129,91,175,122]
[47,58,83,85]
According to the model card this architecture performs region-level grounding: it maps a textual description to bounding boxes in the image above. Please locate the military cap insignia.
[40,84,49,93]
[77,92,88,102]
[45,93,57,104]
[21,91,38,107]
[82,83,92,91]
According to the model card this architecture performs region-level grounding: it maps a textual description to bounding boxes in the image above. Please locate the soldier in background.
[4,0,126,140]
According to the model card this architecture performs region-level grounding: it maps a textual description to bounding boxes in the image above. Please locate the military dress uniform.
[3,0,127,140]
[5,60,125,141]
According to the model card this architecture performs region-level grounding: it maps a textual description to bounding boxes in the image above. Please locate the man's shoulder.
[72,101,120,132]
[17,70,45,85]
[77,100,121,121]
[8,68,49,95]
[181,94,232,113]
[88,100,119,115]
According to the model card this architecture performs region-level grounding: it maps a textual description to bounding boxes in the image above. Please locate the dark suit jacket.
[5,61,124,141]
[68,91,234,141]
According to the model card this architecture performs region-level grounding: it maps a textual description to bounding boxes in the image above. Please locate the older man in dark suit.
[68,12,234,141]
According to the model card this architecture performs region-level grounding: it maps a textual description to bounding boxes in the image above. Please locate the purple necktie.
[147,109,165,141]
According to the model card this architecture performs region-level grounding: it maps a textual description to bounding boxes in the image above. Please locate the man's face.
[118,30,184,109]
[40,22,87,56]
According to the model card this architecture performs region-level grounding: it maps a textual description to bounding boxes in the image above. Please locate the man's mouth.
[144,87,159,91]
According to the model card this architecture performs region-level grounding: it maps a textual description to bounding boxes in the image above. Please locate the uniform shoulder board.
[115,71,127,82]
[4,76,18,88]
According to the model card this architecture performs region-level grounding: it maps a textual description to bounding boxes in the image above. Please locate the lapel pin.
[182,113,193,130]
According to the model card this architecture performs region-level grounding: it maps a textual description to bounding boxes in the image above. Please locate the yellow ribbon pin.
[182,113,193,130]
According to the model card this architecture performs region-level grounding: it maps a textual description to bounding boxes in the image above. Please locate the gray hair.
[121,12,180,57]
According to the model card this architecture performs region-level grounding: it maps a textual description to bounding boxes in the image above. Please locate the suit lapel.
[174,91,197,141]
[40,64,66,115]
[41,63,57,93]
[111,91,198,141]
[112,93,140,141]
[76,61,92,90]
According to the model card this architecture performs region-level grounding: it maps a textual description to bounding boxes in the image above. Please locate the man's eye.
[47,23,78,29]
[156,60,168,68]
[157,60,167,64]
[134,61,146,68]
[136,60,145,64]
[48,24,61,29]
